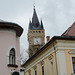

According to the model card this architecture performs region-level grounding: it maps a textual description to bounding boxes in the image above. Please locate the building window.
[28,69,31,75]
[33,65,37,75]
[42,66,44,75]
[39,31,41,33]
[72,57,75,73]
[36,31,38,33]
[12,71,20,75]
[33,31,35,33]
[9,48,15,64]
[35,70,37,75]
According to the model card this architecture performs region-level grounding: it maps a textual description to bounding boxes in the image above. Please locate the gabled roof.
[62,22,75,36]
[28,7,44,30]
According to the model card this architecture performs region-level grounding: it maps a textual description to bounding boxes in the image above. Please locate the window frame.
[41,65,44,75]
[9,48,15,65]
[72,57,75,73]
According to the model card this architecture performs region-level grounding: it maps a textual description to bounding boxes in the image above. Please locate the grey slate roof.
[28,8,44,30]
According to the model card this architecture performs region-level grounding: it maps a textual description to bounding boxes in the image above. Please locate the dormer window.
[9,48,15,64]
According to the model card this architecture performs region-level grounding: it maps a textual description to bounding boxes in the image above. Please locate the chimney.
[46,36,50,42]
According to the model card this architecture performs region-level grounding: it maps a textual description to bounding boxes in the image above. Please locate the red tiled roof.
[62,22,75,36]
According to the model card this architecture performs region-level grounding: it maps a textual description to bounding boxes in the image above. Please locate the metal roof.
[28,8,44,30]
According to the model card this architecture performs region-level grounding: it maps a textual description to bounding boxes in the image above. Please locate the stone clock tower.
[28,7,45,57]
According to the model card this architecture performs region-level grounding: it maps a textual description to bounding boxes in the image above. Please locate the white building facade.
[0,21,24,75]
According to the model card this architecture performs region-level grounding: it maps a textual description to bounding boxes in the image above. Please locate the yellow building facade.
[22,6,75,75]
[22,36,75,75]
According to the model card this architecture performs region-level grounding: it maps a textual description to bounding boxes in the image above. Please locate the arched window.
[12,71,20,75]
[9,48,15,64]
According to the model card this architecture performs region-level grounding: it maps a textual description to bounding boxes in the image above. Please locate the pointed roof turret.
[28,7,44,30]
[41,20,44,29]
[32,7,40,28]
[29,20,32,29]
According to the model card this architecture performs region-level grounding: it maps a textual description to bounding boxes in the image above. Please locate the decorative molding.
[28,69,31,73]
[25,40,75,72]
[48,54,53,60]
[25,39,75,73]
[69,50,75,54]
[7,64,18,68]
[33,65,37,70]
[40,60,44,65]
[25,50,54,72]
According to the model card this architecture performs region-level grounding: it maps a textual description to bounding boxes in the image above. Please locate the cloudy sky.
[0,0,75,59]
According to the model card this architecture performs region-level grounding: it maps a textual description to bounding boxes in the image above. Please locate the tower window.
[39,31,41,33]
[9,48,15,64]
[33,31,35,33]
[36,31,38,33]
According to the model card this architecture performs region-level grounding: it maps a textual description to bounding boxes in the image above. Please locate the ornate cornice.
[40,60,44,65]
[33,65,37,70]
[69,50,75,54]
[48,54,53,60]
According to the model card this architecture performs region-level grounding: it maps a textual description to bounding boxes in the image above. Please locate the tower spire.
[28,4,44,30]
[33,2,35,9]
[33,0,35,9]
[32,5,40,28]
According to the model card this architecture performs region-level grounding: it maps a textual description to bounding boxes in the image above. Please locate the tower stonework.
[28,8,45,57]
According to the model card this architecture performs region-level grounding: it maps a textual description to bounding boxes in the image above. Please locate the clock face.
[34,38,41,45]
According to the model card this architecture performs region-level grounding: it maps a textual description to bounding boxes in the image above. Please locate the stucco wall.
[0,29,21,75]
